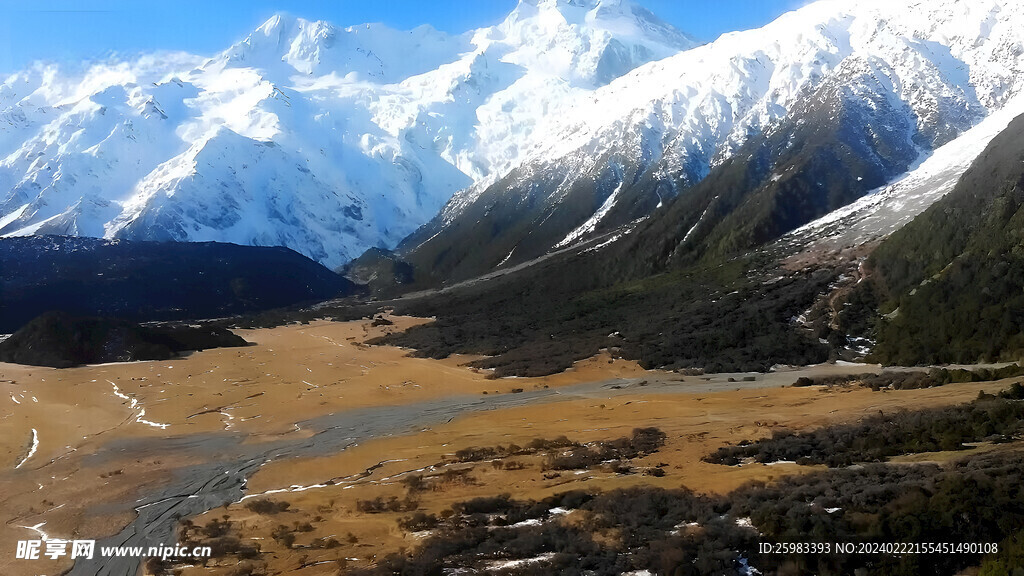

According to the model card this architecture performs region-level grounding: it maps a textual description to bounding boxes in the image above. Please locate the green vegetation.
[339,247,414,293]
[355,496,420,514]
[0,235,356,334]
[0,311,249,368]
[856,113,1024,366]
[449,428,666,470]
[340,389,1024,574]
[221,246,833,378]
[371,252,832,376]
[350,448,1024,576]
[707,387,1024,467]
[243,499,291,515]
[793,365,1024,391]
[979,530,1024,576]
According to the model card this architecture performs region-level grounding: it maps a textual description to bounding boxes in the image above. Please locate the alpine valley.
[6,1,1024,576]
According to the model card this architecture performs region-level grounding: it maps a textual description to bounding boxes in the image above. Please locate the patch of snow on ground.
[108,380,169,429]
[487,552,556,570]
[738,555,762,576]
[508,518,543,528]
[14,428,38,469]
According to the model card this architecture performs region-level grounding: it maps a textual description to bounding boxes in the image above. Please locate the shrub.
[243,499,290,515]
[399,512,440,532]
[356,496,419,513]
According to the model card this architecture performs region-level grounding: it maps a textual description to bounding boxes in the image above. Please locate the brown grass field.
[0,315,1016,576]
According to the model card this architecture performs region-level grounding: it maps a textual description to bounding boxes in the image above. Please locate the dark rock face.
[341,247,414,295]
[0,311,249,368]
[0,235,360,333]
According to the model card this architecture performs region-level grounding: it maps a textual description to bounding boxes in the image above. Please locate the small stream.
[67,387,565,576]
[67,372,795,575]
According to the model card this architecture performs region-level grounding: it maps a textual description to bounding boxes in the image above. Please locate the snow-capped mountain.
[403,0,1024,283]
[0,0,697,268]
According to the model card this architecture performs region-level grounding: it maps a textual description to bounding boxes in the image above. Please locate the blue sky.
[0,0,806,75]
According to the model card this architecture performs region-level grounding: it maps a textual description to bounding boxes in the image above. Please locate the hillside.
[0,235,356,333]
[862,112,1024,365]
[398,0,1024,286]
[0,312,249,368]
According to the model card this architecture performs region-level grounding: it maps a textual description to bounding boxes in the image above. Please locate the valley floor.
[0,316,1018,575]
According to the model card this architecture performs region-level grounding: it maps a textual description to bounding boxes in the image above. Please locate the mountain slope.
[361,105,1024,377]
[783,93,1024,253]
[348,0,1024,375]
[400,0,1024,285]
[0,312,249,368]
[0,2,696,268]
[862,111,1024,365]
[0,235,356,333]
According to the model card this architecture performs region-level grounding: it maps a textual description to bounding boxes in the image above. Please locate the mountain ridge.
[0,2,696,268]
[397,0,1024,286]
[0,235,357,333]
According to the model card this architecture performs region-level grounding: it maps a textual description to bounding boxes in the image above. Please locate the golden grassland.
[0,315,1014,576]
[0,316,655,575]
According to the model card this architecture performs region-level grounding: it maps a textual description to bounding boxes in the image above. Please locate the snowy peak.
[258,14,339,74]
[496,0,698,86]
[513,0,658,20]
[221,13,465,81]
[523,0,1024,171]
[1,2,697,270]
[400,0,1024,284]
[225,13,339,73]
